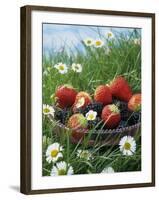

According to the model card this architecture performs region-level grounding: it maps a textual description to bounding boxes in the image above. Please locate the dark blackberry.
[127,112,141,126]
[83,102,103,116]
[73,107,84,114]
[87,117,104,130]
[55,108,72,125]
[112,98,127,109]
[117,120,127,129]
[119,101,127,110]
[113,99,131,120]
[112,97,119,104]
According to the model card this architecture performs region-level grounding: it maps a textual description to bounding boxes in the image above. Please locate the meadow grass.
[42,29,141,176]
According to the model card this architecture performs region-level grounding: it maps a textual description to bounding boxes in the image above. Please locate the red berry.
[73,91,92,112]
[68,113,87,129]
[101,104,121,129]
[128,93,141,111]
[109,76,132,102]
[68,113,88,142]
[70,129,88,144]
[55,85,77,108]
[94,85,112,105]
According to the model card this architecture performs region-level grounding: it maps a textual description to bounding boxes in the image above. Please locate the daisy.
[77,149,92,160]
[50,161,74,176]
[86,110,97,121]
[94,39,104,48]
[119,136,136,156]
[106,31,114,39]
[75,97,85,108]
[54,63,68,74]
[101,166,115,173]
[84,38,94,46]
[46,142,63,163]
[71,63,82,73]
[43,104,55,117]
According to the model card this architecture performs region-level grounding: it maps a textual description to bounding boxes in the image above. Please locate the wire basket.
[52,119,141,146]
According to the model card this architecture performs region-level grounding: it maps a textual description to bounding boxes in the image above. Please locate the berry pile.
[112,98,132,121]
[53,76,141,141]
[55,108,72,124]
[127,112,141,126]
[117,120,128,129]
[76,102,103,116]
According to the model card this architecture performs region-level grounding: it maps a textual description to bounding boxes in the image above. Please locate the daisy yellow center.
[59,65,64,70]
[89,114,95,120]
[87,40,92,44]
[51,149,59,157]
[108,33,112,37]
[43,108,50,113]
[96,41,101,46]
[124,142,131,150]
[75,66,79,70]
[58,169,66,175]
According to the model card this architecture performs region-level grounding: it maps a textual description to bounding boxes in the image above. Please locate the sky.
[42,23,141,56]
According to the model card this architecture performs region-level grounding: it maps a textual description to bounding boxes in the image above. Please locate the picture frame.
[20,5,155,194]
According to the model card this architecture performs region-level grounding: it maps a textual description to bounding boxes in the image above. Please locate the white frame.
[30,10,153,190]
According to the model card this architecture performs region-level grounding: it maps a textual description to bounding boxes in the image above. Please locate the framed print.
[20,5,155,194]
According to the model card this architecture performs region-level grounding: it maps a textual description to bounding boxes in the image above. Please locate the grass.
[42,28,141,176]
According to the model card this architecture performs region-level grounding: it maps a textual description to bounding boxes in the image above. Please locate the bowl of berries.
[52,76,141,145]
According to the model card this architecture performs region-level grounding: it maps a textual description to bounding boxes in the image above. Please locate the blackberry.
[117,120,127,129]
[73,107,84,114]
[83,102,103,116]
[55,108,72,125]
[87,117,104,130]
[112,97,119,104]
[113,99,131,120]
[127,112,141,126]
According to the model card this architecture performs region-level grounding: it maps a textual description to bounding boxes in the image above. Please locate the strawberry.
[68,113,88,142]
[73,91,92,112]
[128,93,141,111]
[68,113,88,129]
[109,76,132,102]
[55,85,77,108]
[101,104,121,129]
[94,85,112,105]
